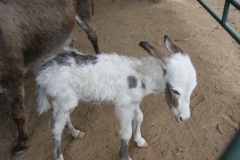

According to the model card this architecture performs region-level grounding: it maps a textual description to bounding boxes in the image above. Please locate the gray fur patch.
[119,139,129,159]
[41,50,98,70]
[41,60,55,70]
[141,81,146,89]
[49,116,55,128]
[127,75,137,89]
[53,139,62,159]
[165,83,179,108]
[70,51,97,66]
[55,50,98,66]
[54,53,72,66]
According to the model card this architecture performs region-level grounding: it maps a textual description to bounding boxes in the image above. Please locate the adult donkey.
[0,0,99,159]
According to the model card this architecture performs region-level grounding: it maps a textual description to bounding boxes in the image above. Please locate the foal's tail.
[36,84,51,115]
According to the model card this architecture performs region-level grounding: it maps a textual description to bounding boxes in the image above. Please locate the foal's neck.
[136,56,166,95]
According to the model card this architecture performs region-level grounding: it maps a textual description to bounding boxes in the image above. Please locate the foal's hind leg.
[75,0,100,54]
[66,114,85,139]
[50,110,68,160]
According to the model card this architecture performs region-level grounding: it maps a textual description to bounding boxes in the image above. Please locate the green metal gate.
[197,0,240,44]
[197,1,240,159]
[220,130,240,160]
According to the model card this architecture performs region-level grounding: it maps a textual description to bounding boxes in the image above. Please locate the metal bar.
[197,0,240,44]
[227,0,240,10]
[222,1,230,24]
[220,130,240,160]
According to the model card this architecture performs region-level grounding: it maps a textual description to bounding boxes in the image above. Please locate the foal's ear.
[164,35,184,54]
[139,41,170,63]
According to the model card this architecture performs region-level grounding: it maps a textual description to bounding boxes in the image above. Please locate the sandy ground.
[0,0,240,160]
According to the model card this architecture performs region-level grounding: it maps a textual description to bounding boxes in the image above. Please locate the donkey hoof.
[79,132,86,139]
[121,157,132,160]
[139,142,148,148]
[72,130,80,139]
[13,150,25,160]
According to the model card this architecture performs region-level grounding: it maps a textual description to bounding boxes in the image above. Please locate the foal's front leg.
[133,104,148,148]
[115,104,134,160]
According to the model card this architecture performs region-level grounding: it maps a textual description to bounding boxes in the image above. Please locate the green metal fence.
[197,0,240,158]
[220,130,240,160]
[197,0,240,44]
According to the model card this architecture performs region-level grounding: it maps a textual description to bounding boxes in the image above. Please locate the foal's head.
[140,35,197,122]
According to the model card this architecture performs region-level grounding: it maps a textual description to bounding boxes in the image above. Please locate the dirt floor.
[1,0,240,160]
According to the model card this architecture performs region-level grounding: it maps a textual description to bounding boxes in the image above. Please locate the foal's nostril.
[179,117,183,121]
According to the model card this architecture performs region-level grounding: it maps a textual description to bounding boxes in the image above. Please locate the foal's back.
[37,49,146,106]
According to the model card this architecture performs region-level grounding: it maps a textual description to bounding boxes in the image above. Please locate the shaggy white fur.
[36,36,197,160]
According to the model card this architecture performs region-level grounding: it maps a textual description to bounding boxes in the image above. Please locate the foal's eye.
[171,89,180,95]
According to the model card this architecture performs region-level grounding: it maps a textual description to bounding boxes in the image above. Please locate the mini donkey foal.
[36,36,197,160]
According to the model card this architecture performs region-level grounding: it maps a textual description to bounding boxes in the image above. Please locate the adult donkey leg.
[75,0,100,54]
[6,75,28,159]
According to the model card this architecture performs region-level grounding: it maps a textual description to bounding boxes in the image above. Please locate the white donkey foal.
[36,35,197,160]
